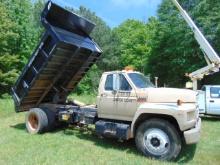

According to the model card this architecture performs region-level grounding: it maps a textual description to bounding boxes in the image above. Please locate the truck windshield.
[128,73,154,88]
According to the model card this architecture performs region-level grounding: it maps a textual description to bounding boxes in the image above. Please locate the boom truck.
[172,0,220,90]
[172,0,220,116]
[11,1,201,161]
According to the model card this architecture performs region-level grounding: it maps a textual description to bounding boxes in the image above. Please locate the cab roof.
[103,70,141,75]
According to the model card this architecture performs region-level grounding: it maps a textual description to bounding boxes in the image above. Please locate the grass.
[0,96,220,165]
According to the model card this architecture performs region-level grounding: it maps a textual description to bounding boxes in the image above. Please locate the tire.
[42,107,68,130]
[135,118,182,161]
[25,108,48,134]
[41,107,57,131]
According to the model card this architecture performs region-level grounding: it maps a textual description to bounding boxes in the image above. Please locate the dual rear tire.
[25,108,59,134]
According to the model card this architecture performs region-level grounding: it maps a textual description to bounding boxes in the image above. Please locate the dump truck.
[11,1,201,161]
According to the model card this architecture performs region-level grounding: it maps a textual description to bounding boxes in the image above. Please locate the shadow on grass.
[176,144,197,163]
[63,126,139,155]
[10,123,26,130]
[10,122,68,133]
[201,116,220,122]
[63,126,196,163]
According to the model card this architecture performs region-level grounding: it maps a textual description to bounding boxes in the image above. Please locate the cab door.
[208,87,220,115]
[97,73,118,118]
[115,74,137,120]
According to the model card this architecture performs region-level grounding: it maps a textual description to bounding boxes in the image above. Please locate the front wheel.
[135,118,182,161]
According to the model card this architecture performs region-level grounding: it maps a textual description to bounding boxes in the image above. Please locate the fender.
[130,103,190,138]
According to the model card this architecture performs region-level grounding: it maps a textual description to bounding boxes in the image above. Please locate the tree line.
[0,0,220,96]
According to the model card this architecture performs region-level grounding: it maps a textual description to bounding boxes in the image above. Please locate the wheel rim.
[28,113,39,131]
[143,128,170,156]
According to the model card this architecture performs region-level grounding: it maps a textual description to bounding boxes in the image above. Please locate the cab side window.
[105,74,113,91]
[119,74,132,91]
[210,87,220,98]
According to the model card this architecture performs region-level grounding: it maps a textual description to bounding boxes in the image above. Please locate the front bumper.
[184,118,201,144]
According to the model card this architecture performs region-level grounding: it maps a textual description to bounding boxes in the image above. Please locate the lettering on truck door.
[115,74,137,121]
[98,73,117,117]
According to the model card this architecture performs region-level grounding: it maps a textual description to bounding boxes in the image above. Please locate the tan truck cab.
[97,70,201,160]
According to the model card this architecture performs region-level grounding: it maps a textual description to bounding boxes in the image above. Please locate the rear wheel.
[25,108,48,134]
[43,107,68,130]
[135,118,182,161]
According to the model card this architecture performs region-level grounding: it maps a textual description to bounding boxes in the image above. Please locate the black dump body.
[11,1,102,112]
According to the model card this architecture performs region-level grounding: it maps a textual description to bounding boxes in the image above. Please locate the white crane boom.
[171,0,220,90]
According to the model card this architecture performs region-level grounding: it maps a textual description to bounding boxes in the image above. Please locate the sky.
[52,0,162,28]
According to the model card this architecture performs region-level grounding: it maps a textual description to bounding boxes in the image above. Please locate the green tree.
[1,0,40,67]
[146,0,220,87]
[33,0,45,39]
[0,3,20,94]
[0,0,46,95]
[113,20,151,72]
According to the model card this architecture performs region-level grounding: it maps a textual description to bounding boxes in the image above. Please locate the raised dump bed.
[11,1,102,112]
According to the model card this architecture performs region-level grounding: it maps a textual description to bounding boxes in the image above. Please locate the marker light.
[124,66,134,72]
[177,99,183,106]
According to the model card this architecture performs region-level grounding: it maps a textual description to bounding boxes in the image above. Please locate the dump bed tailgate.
[11,1,102,112]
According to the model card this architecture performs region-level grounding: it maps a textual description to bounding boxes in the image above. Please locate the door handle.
[210,100,215,103]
